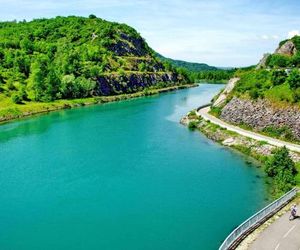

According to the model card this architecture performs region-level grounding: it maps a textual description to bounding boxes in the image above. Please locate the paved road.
[250,209,300,250]
[197,107,300,153]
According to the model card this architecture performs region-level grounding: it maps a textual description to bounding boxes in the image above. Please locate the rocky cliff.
[220,97,300,141]
[275,40,297,56]
[96,72,181,95]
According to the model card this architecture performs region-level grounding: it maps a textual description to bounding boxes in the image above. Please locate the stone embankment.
[220,97,300,141]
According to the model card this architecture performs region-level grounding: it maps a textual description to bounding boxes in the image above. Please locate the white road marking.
[283,225,296,238]
[275,243,280,250]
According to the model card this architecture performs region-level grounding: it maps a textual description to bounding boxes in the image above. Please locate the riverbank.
[0,83,197,124]
[180,111,300,192]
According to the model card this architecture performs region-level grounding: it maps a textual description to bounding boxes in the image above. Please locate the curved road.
[250,209,300,250]
[197,107,300,153]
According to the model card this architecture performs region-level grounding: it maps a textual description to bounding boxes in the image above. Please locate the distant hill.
[156,53,218,72]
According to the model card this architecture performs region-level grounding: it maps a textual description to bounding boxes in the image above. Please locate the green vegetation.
[264,147,298,195]
[188,120,199,129]
[266,36,300,68]
[262,126,294,142]
[193,69,235,82]
[232,36,300,104]
[187,114,299,197]
[0,83,195,123]
[234,68,300,103]
[209,106,222,117]
[156,53,217,71]
[296,162,300,187]
[0,15,188,108]
[156,53,235,82]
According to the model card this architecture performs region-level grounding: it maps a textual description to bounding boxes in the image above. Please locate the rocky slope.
[220,97,300,141]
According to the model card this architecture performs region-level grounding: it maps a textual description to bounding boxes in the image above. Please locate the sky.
[0,0,299,67]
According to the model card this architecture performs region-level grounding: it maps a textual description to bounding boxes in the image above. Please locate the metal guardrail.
[196,103,212,112]
[219,187,298,250]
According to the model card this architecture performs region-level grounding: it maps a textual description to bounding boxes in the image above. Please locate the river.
[0,84,268,249]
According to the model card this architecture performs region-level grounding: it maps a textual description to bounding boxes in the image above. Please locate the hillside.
[0,15,188,104]
[213,36,300,142]
[156,53,217,71]
[233,36,300,103]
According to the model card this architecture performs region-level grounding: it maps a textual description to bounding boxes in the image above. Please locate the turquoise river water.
[0,84,269,250]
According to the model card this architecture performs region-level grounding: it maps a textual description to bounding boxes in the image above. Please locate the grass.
[209,106,222,117]
[264,84,295,103]
[0,84,197,123]
[296,162,300,187]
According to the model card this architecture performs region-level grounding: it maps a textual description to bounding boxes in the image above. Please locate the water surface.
[0,84,268,249]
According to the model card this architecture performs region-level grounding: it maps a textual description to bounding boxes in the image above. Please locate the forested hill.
[0,15,188,103]
[156,53,217,71]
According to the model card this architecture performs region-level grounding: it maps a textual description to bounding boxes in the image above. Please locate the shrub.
[209,106,222,117]
[249,89,259,99]
[271,70,287,86]
[188,121,199,130]
[287,69,300,89]
[264,146,297,194]
[267,54,291,68]
[11,93,22,104]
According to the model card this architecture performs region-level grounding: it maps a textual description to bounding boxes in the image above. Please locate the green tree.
[264,147,297,193]
[267,54,291,68]
[271,70,287,86]
[287,69,300,89]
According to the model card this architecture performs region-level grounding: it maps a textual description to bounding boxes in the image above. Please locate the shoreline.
[180,110,300,190]
[181,109,300,249]
[0,83,197,125]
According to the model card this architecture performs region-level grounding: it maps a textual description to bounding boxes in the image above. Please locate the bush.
[209,106,222,117]
[11,93,22,104]
[188,121,199,130]
[264,147,297,194]
[249,89,259,99]
[271,70,287,86]
[267,54,291,68]
[287,69,300,89]
[262,125,294,141]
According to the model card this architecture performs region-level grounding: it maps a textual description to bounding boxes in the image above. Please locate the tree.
[271,70,287,86]
[287,69,300,89]
[138,62,146,72]
[267,54,291,68]
[26,57,48,101]
[264,146,297,193]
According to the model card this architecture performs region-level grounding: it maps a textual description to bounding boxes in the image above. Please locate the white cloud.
[262,35,269,40]
[261,34,279,40]
[288,30,300,39]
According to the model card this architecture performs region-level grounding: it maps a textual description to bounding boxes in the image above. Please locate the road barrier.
[219,187,298,250]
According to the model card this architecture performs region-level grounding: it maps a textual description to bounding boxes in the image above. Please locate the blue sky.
[0,0,299,67]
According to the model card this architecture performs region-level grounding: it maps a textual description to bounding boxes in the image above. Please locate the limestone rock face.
[275,40,297,56]
[256,53,271,69]
[96,72,181,95]
[220,97,300,140]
